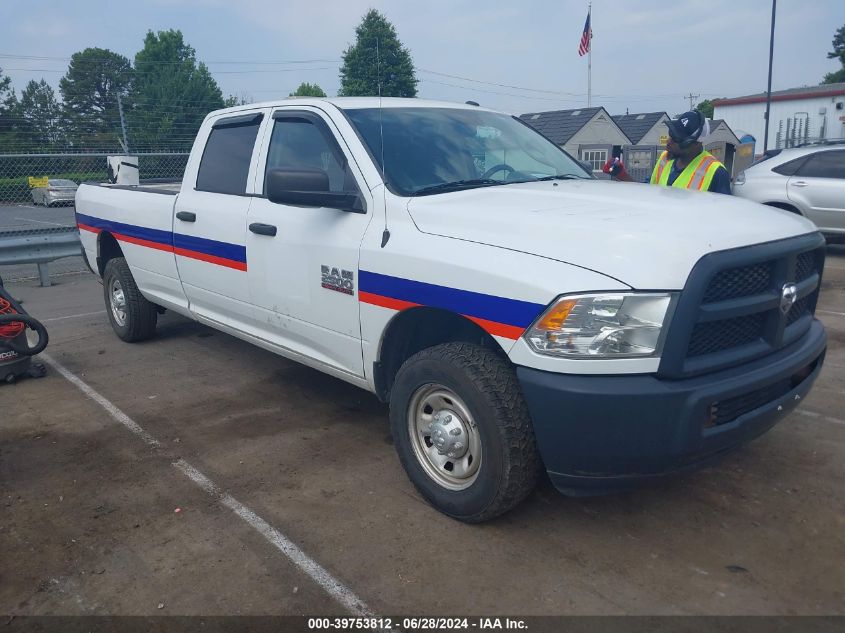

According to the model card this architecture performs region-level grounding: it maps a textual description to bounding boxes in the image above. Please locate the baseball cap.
[665,111,710,144]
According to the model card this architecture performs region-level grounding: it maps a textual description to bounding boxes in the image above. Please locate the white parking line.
[43,353,161,447]
[797,409,845,426]
[42,310,106,323]
[40,352,378,619]
[175,459,375,617]
[817,309,845,317]
[15,217,71,227]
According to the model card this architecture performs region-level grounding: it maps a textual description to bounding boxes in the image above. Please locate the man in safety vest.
[602,110,732,195]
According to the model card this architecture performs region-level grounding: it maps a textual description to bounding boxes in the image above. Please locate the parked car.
[75,98,826,522]
[31,179,78,207]
[733,144,845,241]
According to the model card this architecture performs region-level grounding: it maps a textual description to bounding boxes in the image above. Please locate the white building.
[713,83,845,152]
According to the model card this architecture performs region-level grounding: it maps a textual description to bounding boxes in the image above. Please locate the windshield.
[343,107,591,196]
[49,179,76,187]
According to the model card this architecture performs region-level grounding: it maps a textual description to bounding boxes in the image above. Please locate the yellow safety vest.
[649,150,724,192]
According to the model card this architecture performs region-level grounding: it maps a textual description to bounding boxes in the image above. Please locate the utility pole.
[685,92,700,111]
[763,0,777,153]
[587,3,592,108]
[117,93,129,153]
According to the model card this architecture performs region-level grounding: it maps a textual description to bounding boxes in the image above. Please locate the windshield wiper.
[533,174,590,181]
[412,179,505,196]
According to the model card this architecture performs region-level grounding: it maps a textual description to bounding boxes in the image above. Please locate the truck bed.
[82,180,182,196]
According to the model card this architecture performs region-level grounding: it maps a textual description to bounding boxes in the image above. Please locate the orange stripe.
[114,232,174,253]
[173,247,248,271]
[464,315,524,340]
[358,291,419,311]
[654,152,669,184]
[695,157,717,190]
[359,292,524,340]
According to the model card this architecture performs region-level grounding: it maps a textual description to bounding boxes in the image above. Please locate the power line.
[0,53,341,65]
[2,50,704,104]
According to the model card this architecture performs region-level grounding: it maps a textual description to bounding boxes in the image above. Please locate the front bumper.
[517,319,827,496]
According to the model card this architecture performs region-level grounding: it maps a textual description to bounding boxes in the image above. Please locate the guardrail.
[0,226,83,287]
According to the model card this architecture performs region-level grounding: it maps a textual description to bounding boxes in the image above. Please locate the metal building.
[713,83,845,151]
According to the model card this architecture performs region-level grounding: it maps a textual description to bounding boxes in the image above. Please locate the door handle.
[176,211,197,222]
[790,181,809,188]
[249,222,277,237]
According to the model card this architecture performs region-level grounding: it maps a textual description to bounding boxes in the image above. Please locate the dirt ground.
[1,238,844,617]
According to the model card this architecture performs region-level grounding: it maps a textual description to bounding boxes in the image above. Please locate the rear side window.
[796,150,845,179]
[196,113,263,194]
[772,156,806,176]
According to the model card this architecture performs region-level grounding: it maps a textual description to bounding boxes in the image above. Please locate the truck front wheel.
[389,342,540,522]
[103,257,158,342]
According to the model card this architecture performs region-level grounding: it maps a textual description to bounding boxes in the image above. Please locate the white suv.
[734,144,845,241]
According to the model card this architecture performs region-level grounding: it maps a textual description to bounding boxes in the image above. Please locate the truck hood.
[406,180,818,289]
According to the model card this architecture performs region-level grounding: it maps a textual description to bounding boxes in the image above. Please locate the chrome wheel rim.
[407,383,482,490]
[109,278,127,326]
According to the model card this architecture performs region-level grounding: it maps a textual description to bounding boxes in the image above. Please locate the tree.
[224,93,253,107]
[822,25,845,84]
[695,99,716,119]
[59,48,132,147]
[19,79,62,148]
[127,29,225,149]
[338,10,417,97]
[0,67,20,146]
[694,98,729,120]
[290,82,327,97]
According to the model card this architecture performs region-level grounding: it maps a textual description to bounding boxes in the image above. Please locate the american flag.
[578,10,592,57]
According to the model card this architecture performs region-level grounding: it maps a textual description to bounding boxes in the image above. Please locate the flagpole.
[587,3,592,108]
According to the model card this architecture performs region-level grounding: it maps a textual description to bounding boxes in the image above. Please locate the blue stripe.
[76,212,172,247]
[173,233,246,264]
[359,270,545,328]
[77,212,247,264]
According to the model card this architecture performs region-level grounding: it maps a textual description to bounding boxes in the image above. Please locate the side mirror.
[266,168,364,213]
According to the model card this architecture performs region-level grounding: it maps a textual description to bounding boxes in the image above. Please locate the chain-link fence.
[0,152,189,203]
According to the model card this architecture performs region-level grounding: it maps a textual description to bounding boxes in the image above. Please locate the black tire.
[389,342,540,523]
[102,257,157,342]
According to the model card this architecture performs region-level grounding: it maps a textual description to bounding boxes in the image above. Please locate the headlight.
[524,292,676,358]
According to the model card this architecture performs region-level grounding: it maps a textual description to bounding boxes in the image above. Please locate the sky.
[1,0,843,117]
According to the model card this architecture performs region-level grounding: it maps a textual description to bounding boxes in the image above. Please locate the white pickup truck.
[76,98,827,522]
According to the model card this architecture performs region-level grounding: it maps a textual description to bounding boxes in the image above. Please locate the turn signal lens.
[533,299,578,331]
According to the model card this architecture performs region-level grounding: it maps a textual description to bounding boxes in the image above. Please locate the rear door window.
[772,156,807,176]
[196,113,263,195]
[795,150,845,179]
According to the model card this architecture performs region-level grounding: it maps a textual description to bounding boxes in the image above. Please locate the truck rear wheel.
[389,342,540,522]
[103,257,157,342]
